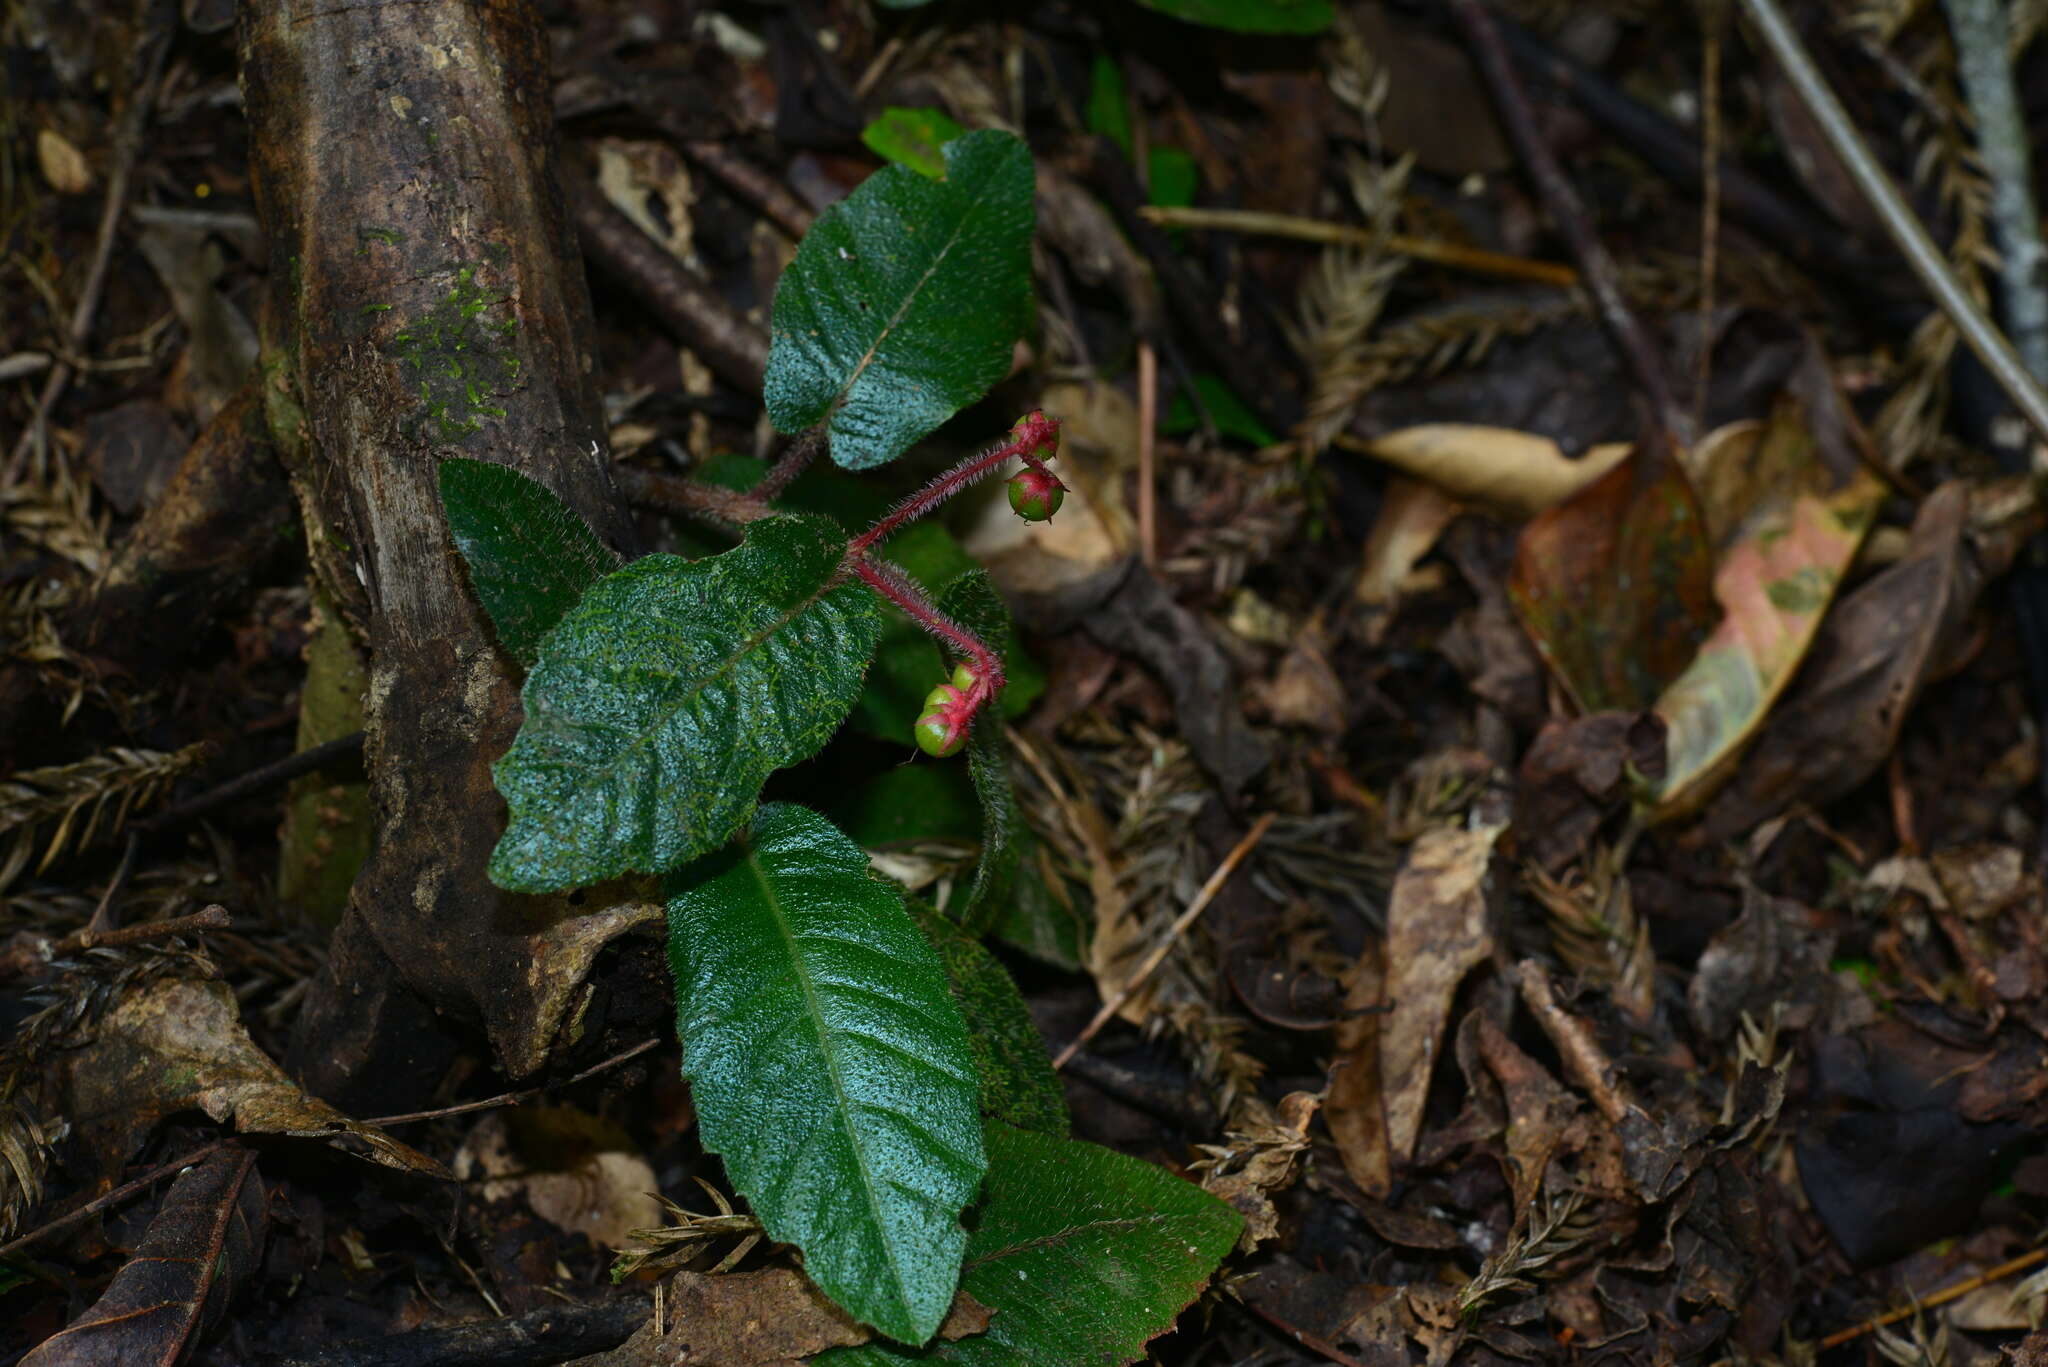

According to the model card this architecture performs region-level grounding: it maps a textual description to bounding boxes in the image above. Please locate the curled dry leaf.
[54,977,445,1179]
[20,1146,266,1367]
[1353,476,1460,645]
[1380,821,1504,1163]
[1351,424,1631,518]
[1193,1090,1319,1251]
[1696,479,2038,842]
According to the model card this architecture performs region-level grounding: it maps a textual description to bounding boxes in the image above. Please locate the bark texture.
[240,0,653,1107]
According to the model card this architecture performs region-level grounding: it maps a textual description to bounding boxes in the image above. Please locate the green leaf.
[1147,146,1198,209]
[1162,373,1277,447]
[863,107,968,180]
[937,571,1020,935]
[667,804,985,1344]
[817,1123,1242,1366]
[990,833,1086,970]
[1087,53,1133,161]
[765,129,1036,471]
[438,458,620,666]
[909,902,1068,1136]
[1132,0,1333,32]
[837,765,983,848]
[489,515,881,893]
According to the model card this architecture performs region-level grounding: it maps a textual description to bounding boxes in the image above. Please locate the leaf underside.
[764,129,1035,471]
[489,515,881,893]
[817,1122,1243,1366]
[667,804,985,1344]
[936,571,1020,935]
[438,457,621,666]
[909,901,1069,1137]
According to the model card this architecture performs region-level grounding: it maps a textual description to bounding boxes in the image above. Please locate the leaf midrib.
[514,553,854,866]
[824,160,991,418]
[746,842,918,1328]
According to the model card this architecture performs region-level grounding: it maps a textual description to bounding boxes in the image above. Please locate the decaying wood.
[240,0,655,1107]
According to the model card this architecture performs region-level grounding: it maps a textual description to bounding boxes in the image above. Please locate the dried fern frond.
[0,741,211,890]
[1871,35,1993,468]
[0,455,111,578]
[609,1178,762,1281]
[1526,851,1655,1028]
[1457,1187,1595,1318]
[1873,1308,1952,1367]
[1294,155,1412,454]
[0,1085,64,1241]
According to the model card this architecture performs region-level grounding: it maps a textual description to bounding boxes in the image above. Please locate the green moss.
[387,262,521,442]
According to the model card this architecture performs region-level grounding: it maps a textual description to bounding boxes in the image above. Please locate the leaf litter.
[14,0,2048,1363]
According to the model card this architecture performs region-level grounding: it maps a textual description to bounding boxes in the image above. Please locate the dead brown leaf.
[1326,936,1390,1196]
[55,977,445,1179]
[20,1146,265,1367]
[1381,822,1504,1163]
[568,1269,991,1366]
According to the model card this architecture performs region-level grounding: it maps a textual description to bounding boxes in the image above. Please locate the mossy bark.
[240,0,651,1108]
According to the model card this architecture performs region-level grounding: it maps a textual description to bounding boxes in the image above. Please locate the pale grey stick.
[1736,0,2048,444]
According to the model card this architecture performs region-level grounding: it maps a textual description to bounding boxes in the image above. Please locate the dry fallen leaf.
[1346,424,1631,517]
[568,1269,991,1367]
[56,976,446,1179]
[35,128,93,195]
[1381,821,1504,1162]
[456,1111,663,1250]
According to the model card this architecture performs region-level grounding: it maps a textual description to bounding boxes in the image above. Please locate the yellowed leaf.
[36,129,92,195]
[1345,424,1630,517]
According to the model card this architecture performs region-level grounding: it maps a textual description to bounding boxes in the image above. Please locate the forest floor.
[10,0,2048,1363]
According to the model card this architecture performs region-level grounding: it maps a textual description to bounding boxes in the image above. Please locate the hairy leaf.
[765,130,1034,471]
[909,902,1068,1136]
[439,459,621,666]
[490,516,881,892]
[863,107,967,179]
[1133,0,1333,31]
[818,1123,1243,1366]
[937,571,1020,934]
[667,805,985,1344]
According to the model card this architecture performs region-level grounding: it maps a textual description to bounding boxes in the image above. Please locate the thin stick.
[1238,1298,1372,1367]
[7,27,171,482]
[82,832,139,936]
[1941,0,2048,383]
[1818,1245,2048,1349]
[1052,813,1275,1070]
[0,1139,232,1260]
[364,1037,662,1127]
[1695,0,1724,430]
[1137,340,1158,568]
[1446,0,1690,443]
[137,732,365,836]
[1136,206,1577,287]
[1735,0,2048,443]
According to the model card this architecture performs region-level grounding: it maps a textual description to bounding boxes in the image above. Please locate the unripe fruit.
[1008,468,1065,522]
[1010,411,1061,465]
[950,662,978,692]
[923,683,963,717]
[915,711,965,757]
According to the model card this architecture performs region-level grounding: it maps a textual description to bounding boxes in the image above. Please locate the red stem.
[847,412,1061,556]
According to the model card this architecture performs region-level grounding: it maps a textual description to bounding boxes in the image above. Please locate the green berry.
[950,662,978,692]
[1008,468,1065,522]
[923,683,962,716]
[915,711,964,757]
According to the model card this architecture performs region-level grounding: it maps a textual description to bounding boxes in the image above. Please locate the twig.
[1137,340,1158,568]
[1818,1245,2048,1349]
[1445,0,1689,443]
[676,138,815,241]
[0,904,233,984]
[1053,813,1276,1070]
[1136,206,1576,287]
[364,1037,661,1127]
[0,1139,232,1261]
[566,168,770,394]
[1696,0,1725,430]
[1515,960,1629,1124]
[1942,0,2048,383]
[614,464,778,527]
[753,429,821,500]
[7,23,171,482]
[1238,1297,1371,1367]
[83,831,139,936]
[1734,0,2048,444]
[137,732,366,836]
